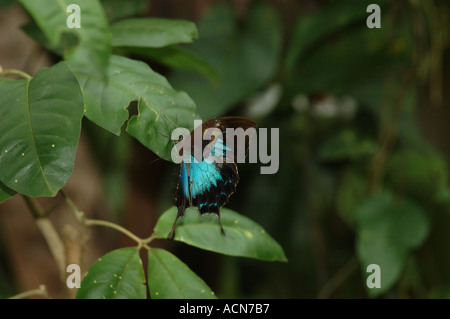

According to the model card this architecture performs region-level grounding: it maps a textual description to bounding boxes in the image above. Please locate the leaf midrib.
[114,247,143,298]
[149,249,185,298]
[25,79,53,194]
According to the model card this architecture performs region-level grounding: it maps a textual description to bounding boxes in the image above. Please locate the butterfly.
[168,116,257,240]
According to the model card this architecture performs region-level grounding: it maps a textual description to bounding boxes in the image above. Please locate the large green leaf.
[76,247,146,299]
[111,18,197,48]
[147,248,216,299]
[0,62,83,197]
[20,0,111,76]
[169,2,281,119]
[69,55,196,160]
[153,207,287,262]
[356,191,429,297]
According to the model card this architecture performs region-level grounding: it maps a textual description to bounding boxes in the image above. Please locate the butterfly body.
[168,117,256,240]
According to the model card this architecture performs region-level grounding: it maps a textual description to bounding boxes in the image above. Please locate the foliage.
[0,0,286,299]
[1,0,449,299]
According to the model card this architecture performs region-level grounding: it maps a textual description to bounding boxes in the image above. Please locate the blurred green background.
[1,0,450,298]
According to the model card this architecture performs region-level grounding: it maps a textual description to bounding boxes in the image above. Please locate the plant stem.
[0,68,32,80]
[9,285,49,299]
[84,218,142,245]
[22,194,45,218]
[60,190,84,222]
[142,235,154,244]
[60,190,153,249]
[22,195,67,280]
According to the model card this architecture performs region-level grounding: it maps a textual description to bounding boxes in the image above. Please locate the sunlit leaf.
[153,207,287,262]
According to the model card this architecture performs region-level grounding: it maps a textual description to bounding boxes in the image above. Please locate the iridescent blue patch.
[169,117,257,240]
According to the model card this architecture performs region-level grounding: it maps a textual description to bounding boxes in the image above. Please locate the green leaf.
[124,46,217,81]
[336,169,366,228]
[70,55,196,160]
[147,248,216,299]
[20,0,111,76]
[169,2,281,119]
[285,0,409,95]
[153,207,287,262]
[76,247,146,299]
[101,0,148,23]
[356,191,429,297]
[285,0,388,72]
[0,62,83,197]
[318,129,375,162]
[111,18,197,48]
[0,182,16,204]
[385,149,449,204]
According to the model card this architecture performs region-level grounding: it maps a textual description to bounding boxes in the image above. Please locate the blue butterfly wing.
[168,117,256,240]
[169,156,238,240]
[190,158,239,214]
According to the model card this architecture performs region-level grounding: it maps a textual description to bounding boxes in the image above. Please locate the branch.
[9,284,49,299]
[84,218,143,246]
[60,190,152,249]
[0,67,32,80]
[22,196,66,280]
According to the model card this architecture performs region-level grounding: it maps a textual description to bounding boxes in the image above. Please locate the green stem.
[84,218,141,245]
[22,195,67,280]
[22,195,46,218]
[60,190,85,222]
[60,190,153,249]
[9,285,49,299]
[0,68,32,80]
[142,235,154,244]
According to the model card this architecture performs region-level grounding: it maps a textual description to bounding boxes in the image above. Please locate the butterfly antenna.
[149,157,162,165]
